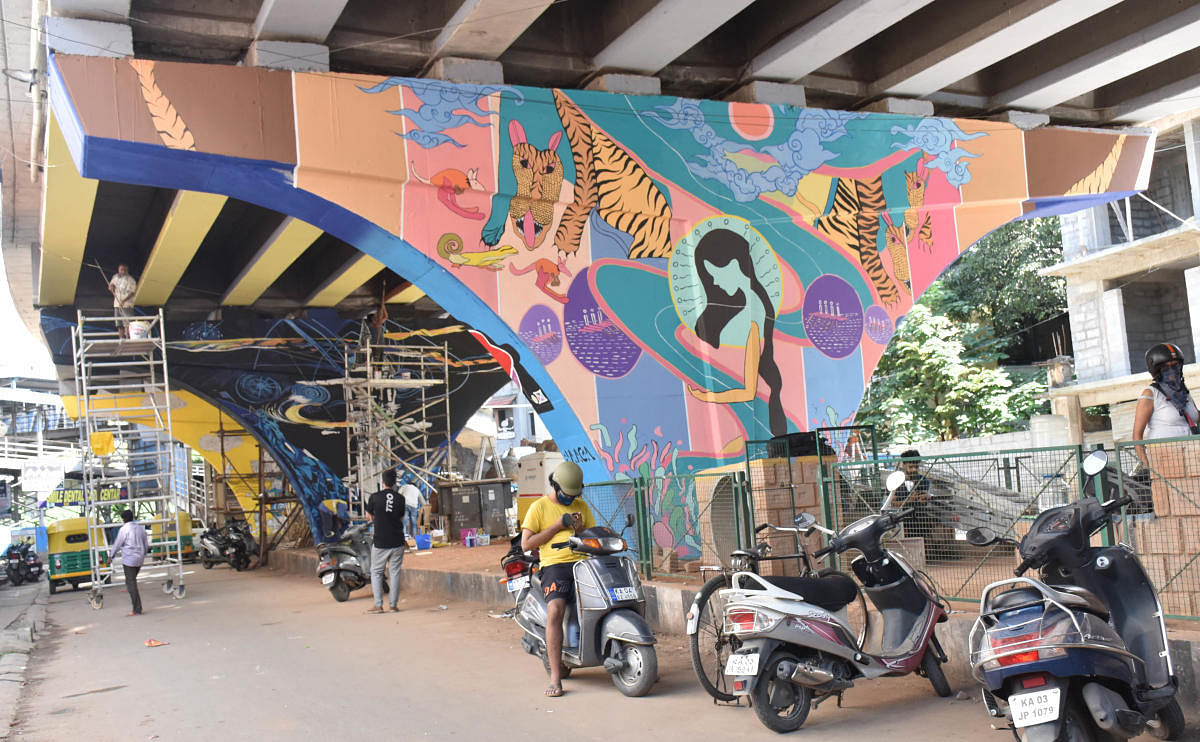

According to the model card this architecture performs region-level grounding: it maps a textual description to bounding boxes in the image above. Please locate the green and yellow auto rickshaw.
[46,518,109,595]
[150,512,196,562]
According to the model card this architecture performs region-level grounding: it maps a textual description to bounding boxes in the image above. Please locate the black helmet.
[1146,343,1185,380]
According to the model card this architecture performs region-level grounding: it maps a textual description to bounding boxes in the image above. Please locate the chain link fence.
[1113,436,1200,619]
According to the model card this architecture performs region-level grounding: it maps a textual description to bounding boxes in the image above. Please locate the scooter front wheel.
[752,651,812,733]
[1147,698,1185,740]
[611,642,656,697]
[920,646,952,697]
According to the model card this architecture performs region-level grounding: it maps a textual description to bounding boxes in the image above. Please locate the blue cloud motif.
[359,77,524,149]
[643,100,863,202]
[891,119,986,186]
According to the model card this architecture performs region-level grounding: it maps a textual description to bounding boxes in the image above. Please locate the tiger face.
[508,121,563,249]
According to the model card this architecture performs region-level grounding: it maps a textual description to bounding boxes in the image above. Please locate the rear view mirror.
[1082,449,1108,477]
[884,470,906,493]
[625,513,635,529]
[793,512,816,530]
[966,527,998,547]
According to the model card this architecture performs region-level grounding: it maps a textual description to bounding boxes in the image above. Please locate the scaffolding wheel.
[173,584,186,600]
[88,589,103,610]
[162,580,173,595]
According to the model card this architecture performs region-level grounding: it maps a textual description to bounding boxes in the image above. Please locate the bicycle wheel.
[688,573,738,701]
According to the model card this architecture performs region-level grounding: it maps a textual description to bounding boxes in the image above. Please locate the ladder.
[71,309,186,608]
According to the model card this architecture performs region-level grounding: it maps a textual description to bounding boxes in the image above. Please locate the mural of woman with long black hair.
[672,218,786,437]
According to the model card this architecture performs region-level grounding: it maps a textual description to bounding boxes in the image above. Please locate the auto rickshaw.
[46,518,109,595]
[150,512,196,562]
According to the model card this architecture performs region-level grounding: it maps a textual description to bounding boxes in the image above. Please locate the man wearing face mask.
[1131,343,1199,512]
[520,460,594,698]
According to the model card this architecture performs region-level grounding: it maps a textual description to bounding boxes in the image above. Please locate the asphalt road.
[14,563,1008,741]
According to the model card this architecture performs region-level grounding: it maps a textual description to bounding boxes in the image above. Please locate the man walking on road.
[365,468,405,614]
[108,509,149,616]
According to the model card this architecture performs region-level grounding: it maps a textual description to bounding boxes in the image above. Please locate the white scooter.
[721,471,952,733]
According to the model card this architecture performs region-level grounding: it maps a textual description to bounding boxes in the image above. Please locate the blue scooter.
[966,450,1185,741]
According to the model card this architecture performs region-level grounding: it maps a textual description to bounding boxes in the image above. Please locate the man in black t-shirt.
[365,468,406,613]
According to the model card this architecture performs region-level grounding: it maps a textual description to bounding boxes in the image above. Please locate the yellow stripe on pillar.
[304,254,384,307]
[134,190,227,306]
[222,217,323,305]
[38,114,100,306]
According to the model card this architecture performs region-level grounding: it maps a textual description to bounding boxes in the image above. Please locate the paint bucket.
[129,321,150,339]
[415,534,432,550]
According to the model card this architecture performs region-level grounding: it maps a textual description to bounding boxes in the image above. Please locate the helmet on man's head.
[549,461,584,497]
[1146,343,1186,380]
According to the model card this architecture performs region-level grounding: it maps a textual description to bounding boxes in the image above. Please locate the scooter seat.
[758,573,860,612]
[990,585,1109,620]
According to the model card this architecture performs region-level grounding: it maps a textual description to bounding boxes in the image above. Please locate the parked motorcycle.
[198,520,256,571]
[4,542,42,586]
[967,449,1186,741]
[316,522,380,602]
[501,515,658,697]
[722,470,952,733]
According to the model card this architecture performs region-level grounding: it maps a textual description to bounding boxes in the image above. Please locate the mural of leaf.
[129,59,196,151]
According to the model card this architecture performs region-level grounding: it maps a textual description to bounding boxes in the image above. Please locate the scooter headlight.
[730,554,751,571]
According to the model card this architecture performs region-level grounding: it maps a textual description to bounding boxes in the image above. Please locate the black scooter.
[316,522,382,602]
[5,543,41,586]
[198,521,256,571]
[501,516,657,696]
[967,449,1186,741]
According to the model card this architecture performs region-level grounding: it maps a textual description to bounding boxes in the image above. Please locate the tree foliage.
[855,304,1047,444]
[929,218,1066,354]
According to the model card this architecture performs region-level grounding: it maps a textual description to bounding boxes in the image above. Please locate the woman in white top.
[1132,342,1199,469]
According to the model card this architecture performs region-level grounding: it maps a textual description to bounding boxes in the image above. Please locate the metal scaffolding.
[340,334,452,516]
[71,309,186,608]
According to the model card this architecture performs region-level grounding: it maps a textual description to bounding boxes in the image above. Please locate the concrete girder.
[748,0,934,82]
[134,191,227,307]
[37,115,98,307]
[222,217,323,307]
[253,0,349,43]
[304,254,385,307]
[993,4,1200,111]
[1098,48,1200,124]
[871,0,1122,98]
[592,0,754,74]
[432,0,554,60]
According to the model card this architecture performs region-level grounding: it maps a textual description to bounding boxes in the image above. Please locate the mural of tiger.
[813,175,902,306]
[507,120,564,250]
[552,89,673,260]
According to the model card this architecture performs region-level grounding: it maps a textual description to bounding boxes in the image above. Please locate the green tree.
[929,218,1065,354]
[855,304,1046,444]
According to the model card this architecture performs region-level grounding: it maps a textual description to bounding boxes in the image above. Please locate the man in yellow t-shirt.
[521,461,594,698]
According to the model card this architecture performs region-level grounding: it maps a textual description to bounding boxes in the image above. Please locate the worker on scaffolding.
[107,264,137,339]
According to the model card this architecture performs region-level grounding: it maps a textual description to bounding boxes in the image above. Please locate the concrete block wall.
[1066,280,1108,382]
[1122,278,1193,372]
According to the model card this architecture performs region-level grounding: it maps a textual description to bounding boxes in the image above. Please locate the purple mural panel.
[863,304,894,345]
[518,304,563,365]
[802,274,863,359]
[564,268,642,378]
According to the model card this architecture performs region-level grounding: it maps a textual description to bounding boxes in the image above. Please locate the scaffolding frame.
[340,335,452,516]
[72,309,186,608]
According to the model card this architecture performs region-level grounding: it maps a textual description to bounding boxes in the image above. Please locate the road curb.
[0,580,48,739]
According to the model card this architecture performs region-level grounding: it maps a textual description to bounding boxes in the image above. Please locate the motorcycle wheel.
[329,579,351,603]
[233,555,246,572]
[1148,698,1186,740]
[8,572,22,587]
[202,557,214,569]
[611,642,657,698]
[752,651,812,733]
[688,573,737,702]
[920,646,952,697]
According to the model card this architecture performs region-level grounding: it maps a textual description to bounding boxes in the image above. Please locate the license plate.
[507,575,529,593]
[1011,688,1061,728]
[321,573,335,585]
[725,652,759,676]
[610,586,637,601]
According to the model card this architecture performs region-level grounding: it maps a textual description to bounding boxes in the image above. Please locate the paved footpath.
[13,564,1006,741]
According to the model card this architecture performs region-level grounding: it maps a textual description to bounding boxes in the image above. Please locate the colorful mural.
[46,55,1154,554]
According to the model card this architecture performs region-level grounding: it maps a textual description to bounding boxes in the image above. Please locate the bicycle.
[686,512,866,702]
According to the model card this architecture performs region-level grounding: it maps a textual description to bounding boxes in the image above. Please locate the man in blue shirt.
[109,509,149,616]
